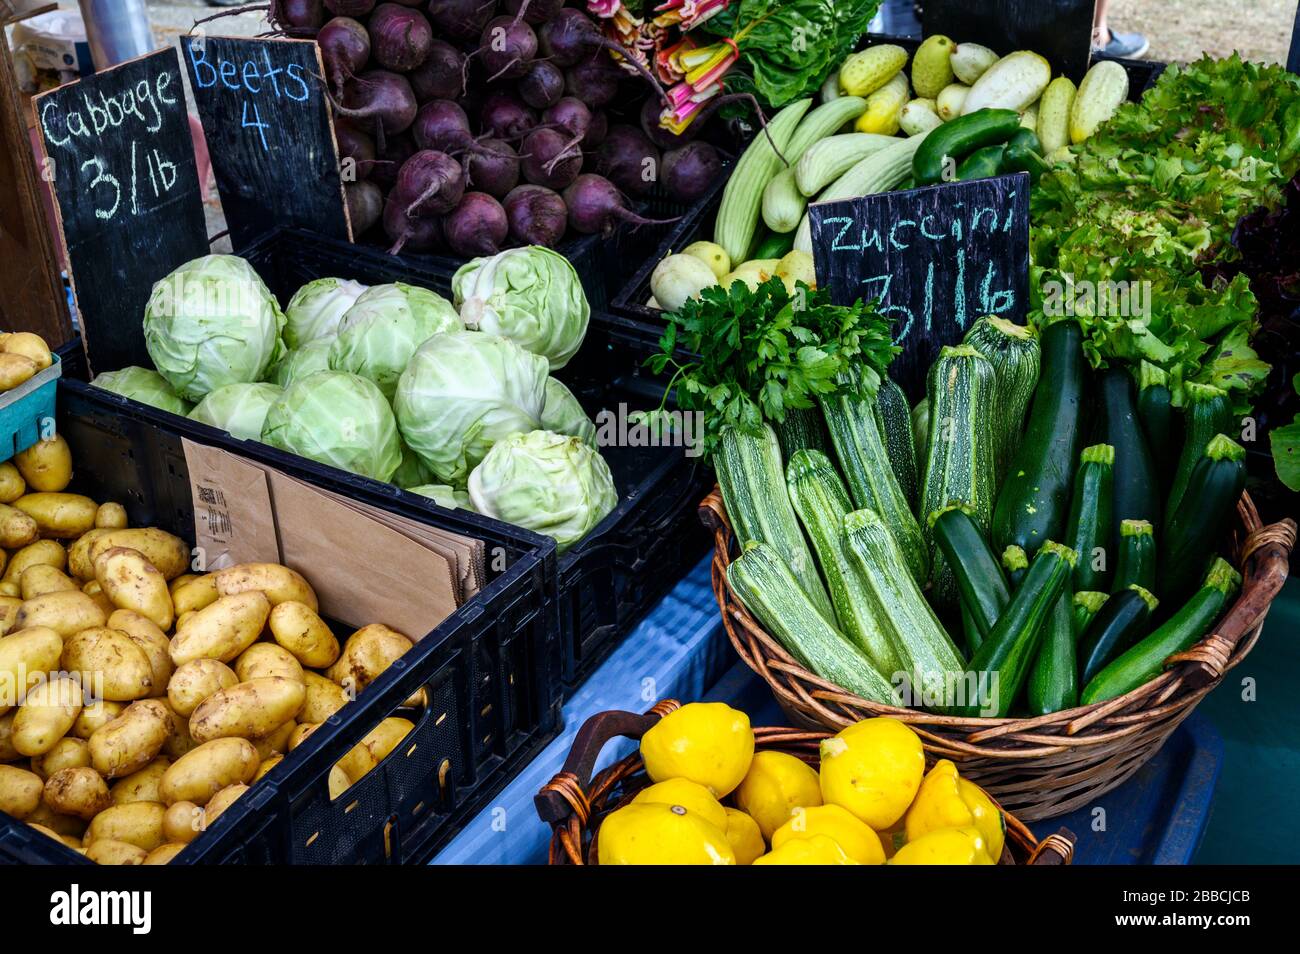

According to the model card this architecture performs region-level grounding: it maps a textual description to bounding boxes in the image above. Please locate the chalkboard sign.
[923,0,1097,81]
[809,173,1030,398]
[34,47,209,374]
[180,35,351,251]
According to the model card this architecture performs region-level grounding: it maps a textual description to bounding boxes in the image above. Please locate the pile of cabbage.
[94,247,615,551]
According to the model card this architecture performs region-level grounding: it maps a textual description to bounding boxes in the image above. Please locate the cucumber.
[843,508,965,703]
[715,425,835,621]
[1098,368,1160,537]
[930,503,1009,655]
[1063,444,1115,592]
[1077,584,1158,687]
[1001,545,1029,588]
[1167,383,1233,522]
[952,540,1076,717]
[728,542,899,704]
[1159,434,1247,602]
[1113,519,1156,594]
[912,108,1021,184]
[920,345,997,608]
[822,389,928,583]
[1081,559,1240,705]
[1073,591,1109,636]
[787,450,903,675]
[963,316,1041,483]
[956,143,1006,180]
[992,320,1085,556]
[874,375,918,510]
[775,406,832,462]
[1136,362,1174,492]
[1026,592,1077,715]
[752,231,797,260]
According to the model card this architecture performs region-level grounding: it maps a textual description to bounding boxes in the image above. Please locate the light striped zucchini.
[795,133,898,196]
[793,136,924,252]
[962,51,1051,115]
[728,541,899,704]
[921,345,997,608]
[761,168,805,233]
[843,507,965,704]
[1070,60,1129,144]
[822,389,928,583]
[714,99,813,265]
[787,450,903,675]
[1036,75,1077,153]
[714,425,835,621]
[962,316,1040,483]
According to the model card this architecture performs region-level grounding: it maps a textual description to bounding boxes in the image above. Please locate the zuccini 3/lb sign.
[809,173,1030,399]
[34,47,208,374]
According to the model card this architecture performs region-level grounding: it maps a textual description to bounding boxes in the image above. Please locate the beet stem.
[187,2,268,31]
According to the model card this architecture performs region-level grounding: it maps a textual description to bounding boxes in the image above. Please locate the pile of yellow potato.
[0,332,54,392]
[0,434,418,865]
[596,704,1005,865]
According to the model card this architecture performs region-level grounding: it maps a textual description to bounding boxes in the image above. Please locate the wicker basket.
[535,700,1075,865]
[701,489,1296,821]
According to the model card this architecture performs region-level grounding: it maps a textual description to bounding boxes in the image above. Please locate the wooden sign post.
[33,46,209,374]
[922,0,1097,81]
[179,34,351,251]
[809,173,1030,399]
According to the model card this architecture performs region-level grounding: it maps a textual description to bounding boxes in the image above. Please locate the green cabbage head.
[269,337,336,388]
[329,283,462,398]
[189,382,283,441]
[284,277,366,348]
[542,377,597,445]
[91,366,192,415]
[407,484,474,510]
[468,430,617,551]
[394,330,547,486]
[261,370,402,481]
[143,254,286,402]
[390,443,433,489]
[453,247,590,370]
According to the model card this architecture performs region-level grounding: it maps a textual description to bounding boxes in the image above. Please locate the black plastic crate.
[0,380,561,865]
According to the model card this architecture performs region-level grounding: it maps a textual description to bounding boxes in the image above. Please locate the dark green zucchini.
[1082,559,1240,705]
[992,320,1085,555]
[1167,383,1233,522]
[1136,362,1174,491]
[874,375,919,510]
[1097,367,1159,537]
[1064,444,1114,592]
[1001,545,1029,589]
[1159,434,1247,601]
[1026,592,1077,715]
[963,316,1041,483]
[1072,591,1109,636]
[775,406,832,462]
[1112,519,1156,594]
[1077,584,1158,686]
[952,540,1076,717]
[930,503,1009,656]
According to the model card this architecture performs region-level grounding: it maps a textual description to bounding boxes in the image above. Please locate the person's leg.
[1092,0,1150,58]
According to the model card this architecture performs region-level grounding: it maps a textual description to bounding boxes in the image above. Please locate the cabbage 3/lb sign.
[809,173,1030,399]
[34,47,209,374]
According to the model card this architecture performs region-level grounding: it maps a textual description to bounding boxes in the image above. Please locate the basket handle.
[534,700,680,825]
[698,487,730,536]
[1028,828,1075,865]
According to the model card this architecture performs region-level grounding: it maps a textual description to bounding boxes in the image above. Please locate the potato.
[13,436,72,493]
[175,611,195,630]
[110,757,171,804]
[12,675,83,755]
[170,573,218,616]
[169,592,270,666]
[0,503,39,549]
[0,763,44,817]
[159,737,259,806]
[328,763,350,800]
[0,626,64,711]
[84,838,147,865]
[85,801,166,851]
[88,699,170,777]
[167,659,238,718]
[61,627,153,701]
[0,462,25,503]
[328,624,414,695]
[300,672,349,724]
[144,843,185,865]
[253,754,282,782]
[204,782,247,824]
[43,765,111,820]
[0,711,19,760]
[190,677,306,744]
[157,700,198,760]
[6,539,67,581]
[109,609,173,690]
[95,547,174,630]
[15,590,107,637]
[0,597,21,637]
[19,564,78,600]
[31,736,90,778]
[0,353,37,391]
[235,642,304,684]
[2,332,53,370]
[95,502,128,530]
[252,720,296,760]
[25,800,86,838]
[269,600,340,668]
[0,581,16,598]
[81,580,116,618]
[162,800,203,843]
[29,822,81,851]
[337,717,415,784]
[67,529,110,581]
[287,722,318,752]
[214,563,319,612]
[88,528,190,580]
[12,493,98,539]
[71,699,124,740]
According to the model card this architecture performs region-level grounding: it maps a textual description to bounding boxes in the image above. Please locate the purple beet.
[502,0,562,26]
[427,0,496,46]
[479,91,537,141]
[338,69,418,138]
[368,131,417,190]
[564,56,620,108]
[466,138,520,197]
[503,184,567,247]
[412,99,475,153]
[324,0,376,14]
[271,0,324,32]
[543,96,591,141]
[563,173,679,236]
[661,141,723,203]
[639,95,697,151]
[595,124,660,197]
[479,15,536,82]
[444,192,508,257]
[346,180,384,235]
[393,149,466,217]
[318,16,370,96]
[582,109,608,149]
[368,3,434,72]
[335,122,376,180]
[518,60,564,110]
[409,39,465,102]
[520,126,582,190]
[383,196,443,254]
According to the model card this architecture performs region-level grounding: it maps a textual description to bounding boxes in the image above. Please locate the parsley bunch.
[648,278,898,456]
